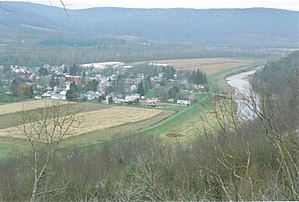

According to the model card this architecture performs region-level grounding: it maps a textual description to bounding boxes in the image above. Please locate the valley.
[0,56,260,159]
[0,2,298,201]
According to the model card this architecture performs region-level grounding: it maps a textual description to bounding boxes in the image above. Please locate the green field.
[208,62,263,92]
[136,94,211,139]
[0,142,13,160]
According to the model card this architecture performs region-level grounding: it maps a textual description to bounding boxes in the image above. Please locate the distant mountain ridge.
[0,2,298,48]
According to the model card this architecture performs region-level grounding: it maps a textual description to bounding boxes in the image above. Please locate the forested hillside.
[254,51,299,127]
[257,51,298,95]
[0,2,298,48]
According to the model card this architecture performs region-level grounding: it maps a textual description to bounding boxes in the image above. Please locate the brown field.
[0,102,112,130]
[62,110,175,147]
[0,106,162,140]
[151,58,255,75]
[0,100,72,116]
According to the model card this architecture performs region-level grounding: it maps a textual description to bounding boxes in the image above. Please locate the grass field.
[135,94,214,141]
[148,57,256,75]
[207,62,263,92]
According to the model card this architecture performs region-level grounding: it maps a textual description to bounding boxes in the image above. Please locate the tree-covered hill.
[257,51,299,95]
[254,51,299,128]
[0,2,298,48]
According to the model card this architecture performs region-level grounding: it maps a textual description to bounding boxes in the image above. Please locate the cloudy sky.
[4,0,299,10]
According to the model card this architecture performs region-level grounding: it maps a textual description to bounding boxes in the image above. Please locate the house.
[151,98,160,102]
[168,98,175,103]
[51,93,62,100]
[131,93,140,100]
[111,92,124,101]
[130,85,137,92]
[114,98,125,104]
[42,91,53,97]
[140,100,156,107]
[50,91,66,100]
[177,100,191,106]
[124,96,135,102]
[84,91,96,100]
[124,94,140,103]
[65,75,81,83]
[109,74,117,81]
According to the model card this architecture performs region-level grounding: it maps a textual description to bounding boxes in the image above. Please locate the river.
[225,67,263,121]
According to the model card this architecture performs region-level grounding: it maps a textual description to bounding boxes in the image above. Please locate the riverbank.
[225,67,261,120]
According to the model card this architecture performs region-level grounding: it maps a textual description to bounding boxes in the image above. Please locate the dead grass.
[0,106,162,141]
[159,108,219,142]
[166,132,185,138]
[151,58,255,75]
[73,106,162,137]
[0,100,71,116]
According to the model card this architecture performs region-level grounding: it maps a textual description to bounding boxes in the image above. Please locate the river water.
[225,67,262,121]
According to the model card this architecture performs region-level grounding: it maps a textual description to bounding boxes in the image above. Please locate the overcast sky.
[4,0,299,10]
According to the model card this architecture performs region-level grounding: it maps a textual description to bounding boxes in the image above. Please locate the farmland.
[0,106,162,140]
[134,57,257,75]
[0,57,263,160]
[0,99,72,116]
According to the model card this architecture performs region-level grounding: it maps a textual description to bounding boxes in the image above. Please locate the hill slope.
[0,2,298,48]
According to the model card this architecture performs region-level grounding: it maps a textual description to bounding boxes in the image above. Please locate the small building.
[177,100,191,106]
[124,96,135,102]
[65,75,81,83]
[140,100,156,107]
[114,98,125,104]
[84,91,97,100]
[168,98,175,103]
[151,98,160,102]
[42,91,53,97]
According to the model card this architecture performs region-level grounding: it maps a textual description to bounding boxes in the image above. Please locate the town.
[0,61,208,108]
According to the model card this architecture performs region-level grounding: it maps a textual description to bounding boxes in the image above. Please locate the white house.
[85,91,96,100]
[114,98,125,104]
[124,94,140,103]
[177,100,191,106]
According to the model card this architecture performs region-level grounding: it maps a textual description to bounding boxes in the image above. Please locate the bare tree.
[13,101,80,201]
[0,1,68,15]
[196,81,299,200]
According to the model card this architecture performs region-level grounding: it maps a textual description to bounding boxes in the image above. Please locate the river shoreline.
[225,67,262,120]
[223,66,258,80]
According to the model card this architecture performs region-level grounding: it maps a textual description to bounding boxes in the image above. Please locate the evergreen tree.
[66,82,80,101]
[85,79,99,92]
[69,64,81,76]
[168,86,180,98]
[189,69,207,84]
[137,81,145,96]
[38,67,49,76]
[81,70,87,85]
[63,66,69,74]
[49,76,59,89]
[162,66,176,79]
[28,85,34,98]
[143,76,152,92]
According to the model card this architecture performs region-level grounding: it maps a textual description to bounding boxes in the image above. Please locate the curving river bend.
[225,67,263,121]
